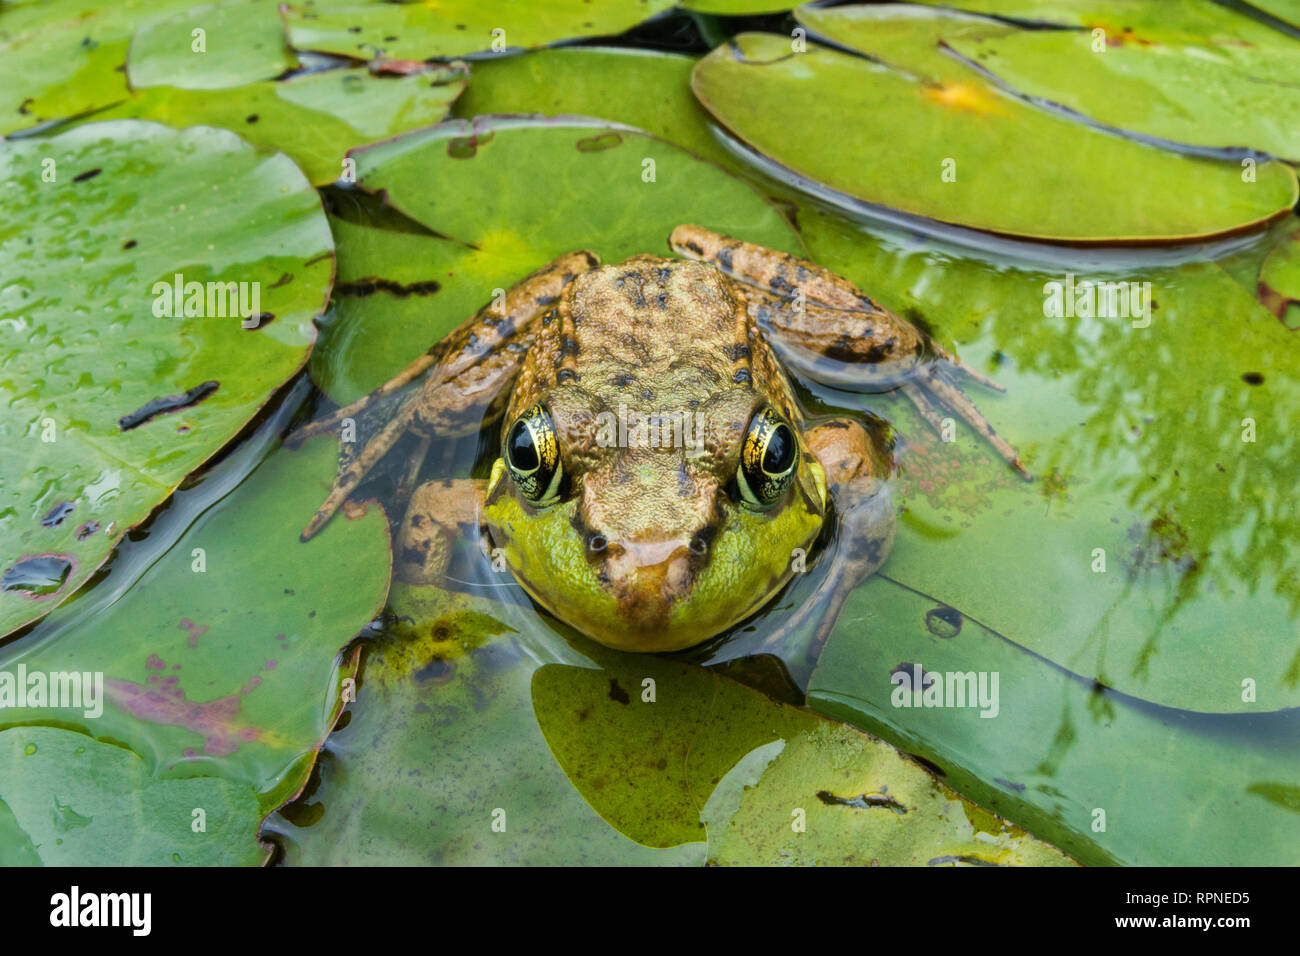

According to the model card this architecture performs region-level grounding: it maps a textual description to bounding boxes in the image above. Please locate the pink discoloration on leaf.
[146,654,165,670]
[266,660,278,670]
[178,617,210,648]
[106,662,265,757]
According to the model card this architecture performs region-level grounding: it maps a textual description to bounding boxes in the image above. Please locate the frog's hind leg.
[670,224,1028,478]
[291,351,439,444]
[299,249,600,541]
[762,418,897,656]
[902,370,1028,478]
[301,398,421,541]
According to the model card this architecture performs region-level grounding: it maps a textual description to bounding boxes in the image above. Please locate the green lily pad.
[280,0,675,60]
[87,64,468,187]
[1244,0,1300,28]
[908,0,1277,32]
[452,47,733,169]
[0,726,265,865]
[904,6,1300,159]
[128,0,298,91]
[0,0,196,134]
[266,586,697,865]
[711,721,1071,866]
[532,641,1071,863]
[690,31,1297,242]
[0,434,390,816]
[308,214,480,403]
[313,115,800,403]
[807,575,1300,865]
[1259,226,1300,328]
[0,120,333,639]
[795,204,1300,714]
[531,654,796,848]
[682,0,797,12]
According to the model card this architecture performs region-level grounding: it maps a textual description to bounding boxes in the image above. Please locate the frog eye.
[736,406,798,510]
[505,404,564,506]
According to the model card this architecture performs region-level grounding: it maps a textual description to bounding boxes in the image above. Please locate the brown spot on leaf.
[118,381,219,430]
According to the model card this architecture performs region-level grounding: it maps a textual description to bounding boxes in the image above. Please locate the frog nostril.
[587,533,608,553]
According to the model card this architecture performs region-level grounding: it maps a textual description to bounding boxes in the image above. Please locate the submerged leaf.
[796,205,1300,713]
[0,726,265,865]
[531,641,1072,863]
[809,575,1300,865]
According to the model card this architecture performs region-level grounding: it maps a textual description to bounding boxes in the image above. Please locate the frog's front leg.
[764,418,897,652]
[298,250,600,540]
[395,478,487,586]
[669,225,1029,478]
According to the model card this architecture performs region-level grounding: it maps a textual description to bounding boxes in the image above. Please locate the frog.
[296,226,1026,653]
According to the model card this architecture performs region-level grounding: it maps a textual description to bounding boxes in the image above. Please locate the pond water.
[2,2,1297,868]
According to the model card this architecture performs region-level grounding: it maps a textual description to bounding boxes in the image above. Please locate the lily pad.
[711,721,1071,866]
[452,47,734,169]
[690,31,1297,242]
[0,434,390,815]
[87,64,468,187]
[908,0,1280,33]
[904,6,1300,159]
[0,120,333,639]
[807,575,1300,865]
[682,0,797,12]
[1259,226,1300,328]
[266,586,696,865]
[0,726,265,865]
[313,115,801,403]
[795,204,1300,714]
[532,639,1071,863]
[127,0,298,91]
[0,0,195,134]
[1244,0,1300,28]
[280,0,675,60]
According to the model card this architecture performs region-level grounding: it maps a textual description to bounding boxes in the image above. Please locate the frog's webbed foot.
[669,224,1029,479]
[298,249,600,541]
[762,418,897,655]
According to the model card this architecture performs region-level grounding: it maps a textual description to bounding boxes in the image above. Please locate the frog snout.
[594,536,698,624]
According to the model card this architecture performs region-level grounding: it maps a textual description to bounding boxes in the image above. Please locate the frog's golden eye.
[736,406,797,510]
[505,404,564,506]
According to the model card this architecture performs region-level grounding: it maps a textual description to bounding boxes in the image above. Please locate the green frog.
[297,226,1026,652]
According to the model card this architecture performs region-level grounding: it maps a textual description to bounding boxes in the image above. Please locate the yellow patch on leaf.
[921,82,1010,118]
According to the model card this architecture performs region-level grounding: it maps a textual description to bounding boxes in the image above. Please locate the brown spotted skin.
[501,257,820,629]
[669,224,1028,476]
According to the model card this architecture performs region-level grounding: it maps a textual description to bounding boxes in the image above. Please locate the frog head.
[481,258,826,652]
